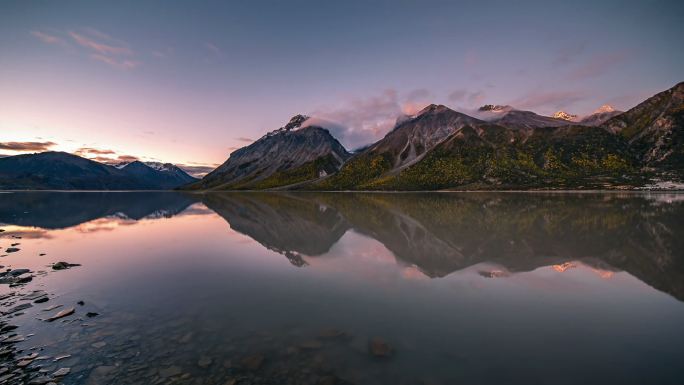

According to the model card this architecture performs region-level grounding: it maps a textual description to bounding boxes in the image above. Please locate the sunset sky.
[1,0,682,174]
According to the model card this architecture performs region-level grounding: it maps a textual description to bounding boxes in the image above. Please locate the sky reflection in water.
[0,192,683,385]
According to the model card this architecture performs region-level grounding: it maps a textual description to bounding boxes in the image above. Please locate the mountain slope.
[603,82,684,177]
[185,115,351,190]
[0,152,143,190]
[315,104,485,189]
[0,152,195,190]
[359,123,637,190]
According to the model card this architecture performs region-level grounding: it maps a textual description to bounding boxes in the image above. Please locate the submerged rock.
[241,354,265,371]
[46,307,75,322]
[53,367,70,376]
[197,356,213,368]
[158,365,182,378]
[368,337,393,358]
[299,340,324,350]
[51,262,81,270]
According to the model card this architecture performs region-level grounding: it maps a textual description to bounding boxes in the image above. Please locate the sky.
[1,0,682,174]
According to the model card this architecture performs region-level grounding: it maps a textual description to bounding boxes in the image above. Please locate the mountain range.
[1,82,682,191]
[0,152,196,190]
[188,82,682,191]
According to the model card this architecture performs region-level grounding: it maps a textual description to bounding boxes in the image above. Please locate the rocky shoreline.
[0,244,401,385]
[0,259,85,385]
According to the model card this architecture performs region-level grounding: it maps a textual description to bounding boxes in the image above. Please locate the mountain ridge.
[0,152,197,190]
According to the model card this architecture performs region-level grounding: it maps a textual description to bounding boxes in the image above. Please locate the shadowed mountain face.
[0,152,197,190]
[203,192,684,301]
[187,115,351,190]
[0,192,197,229]
[604,82,684,177]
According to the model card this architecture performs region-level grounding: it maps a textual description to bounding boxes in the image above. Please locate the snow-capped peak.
[593,104,616,114]
[261,114,311,139]
[116,161,175,173]
[552,111,578,121]
[478,104,511,113]
[143,162,173,172]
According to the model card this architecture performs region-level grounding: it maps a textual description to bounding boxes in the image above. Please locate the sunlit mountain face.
[1,191,683,385]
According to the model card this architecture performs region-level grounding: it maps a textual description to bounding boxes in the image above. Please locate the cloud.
[448,89,486,107]
[116,155,138,162]
[30,30,65,45]
[67,28,139,70]
[90,54,140,69]
[235,137,253,142]
[0,141,56,151]
[204,42,223,57]
[567,52,628,81]
[152,47,174,59]
[402,88,433,115]
[306,89,409,150]
[447,89,468,101]
[72,147,138,164]
[551,41,586,67]
[74,147,115,156]
[69,30,131,56]
[509,89,587,111]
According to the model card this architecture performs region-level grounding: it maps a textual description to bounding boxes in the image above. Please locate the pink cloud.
[510,89,587,110]
[567,52,628,81]
[91,54,140,70]
[69,30,132,56]
[30,30,64,45]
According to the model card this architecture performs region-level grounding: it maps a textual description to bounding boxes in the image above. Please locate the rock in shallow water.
[241,354,265,371]
[368,337,393,358]
[51,262,81,270]
[46,307,74,322]
[53,367,70,376]
[197,356,213,368]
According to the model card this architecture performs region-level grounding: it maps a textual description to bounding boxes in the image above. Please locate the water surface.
[0,191,683,385]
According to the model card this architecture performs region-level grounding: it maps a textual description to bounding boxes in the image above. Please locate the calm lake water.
[0,191,683,385]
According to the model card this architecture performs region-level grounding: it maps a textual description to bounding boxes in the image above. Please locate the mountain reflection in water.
[202,192,684,301]
[1,191,683,385]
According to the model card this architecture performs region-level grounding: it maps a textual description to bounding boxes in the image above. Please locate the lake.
[0,191,683,385]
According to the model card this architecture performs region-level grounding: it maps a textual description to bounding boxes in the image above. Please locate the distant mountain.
[116,161,197,189]
[579,105,623,126]
[185,115,351,190]
[603,82,684,177]
[474,104,570,129]
[0,152,195,190]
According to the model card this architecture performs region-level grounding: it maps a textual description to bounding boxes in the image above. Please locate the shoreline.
[1,188,683,194]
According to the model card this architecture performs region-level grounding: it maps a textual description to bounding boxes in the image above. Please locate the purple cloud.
[567,52,628,81]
